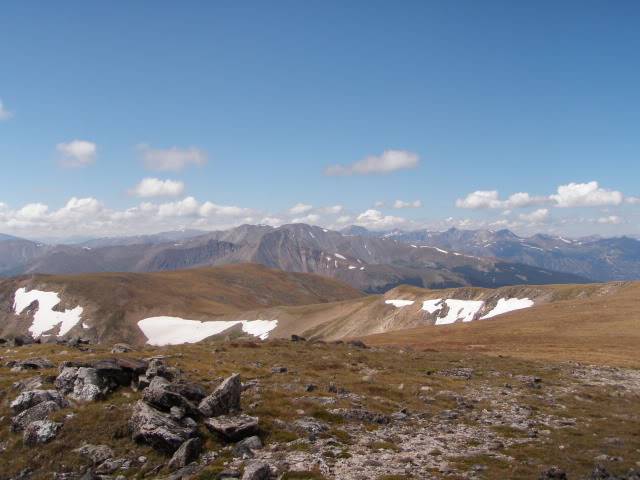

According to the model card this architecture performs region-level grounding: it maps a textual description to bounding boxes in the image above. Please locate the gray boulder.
[11,389,68,415]
[168,438,202,471]
[23,420,62,445]
[10,357,54,371]
[198,374,241,417]
[241,461,271,480]
[12,376,45,392]
[12,400,63,432]
[72,368,103,402]
[204,414,259,442]
[233,436,263,458]
[142,377,198,416]
[129,400,198,453]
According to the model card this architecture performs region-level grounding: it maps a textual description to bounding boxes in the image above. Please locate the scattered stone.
[205,414,259,442]
[74,444,115,465]
[146,358,178,381]
[329,408,390,424]
[111,343,133,353]
[10,357,54,371]
[168,438,202,471]
[129,400,198,453]
[271,366,287,374]
[539,467,567,479]
[12,376,45,391]
[291,335,306,342]
[241,461,271,480]
[347,339,367,349]
[23,420,62,445]
[293,417,329,440]
[199,374,242,417]
[305,384,317,392]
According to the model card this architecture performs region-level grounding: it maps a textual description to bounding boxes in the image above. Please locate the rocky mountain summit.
[1,337,639,479]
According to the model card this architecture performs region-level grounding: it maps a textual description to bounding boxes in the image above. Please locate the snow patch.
[138,317,278,346]
[421,299,443,314]
[334,253,346,260]
[385,299,415,308]
[13,288,84,338]
[480,298,534,319]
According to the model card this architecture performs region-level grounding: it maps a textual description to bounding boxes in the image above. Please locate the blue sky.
[1,1,639,239]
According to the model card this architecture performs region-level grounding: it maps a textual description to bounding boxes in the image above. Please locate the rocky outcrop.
[198,373,241,417]
[74,444,115,465]
[129,400,198,453]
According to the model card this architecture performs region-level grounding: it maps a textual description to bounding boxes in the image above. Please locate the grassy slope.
[0,264,363,344]
[364,282,640,367]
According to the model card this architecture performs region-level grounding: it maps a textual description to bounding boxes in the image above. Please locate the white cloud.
[0,99,13,120]
[321,205,344,214]
[625,196,640,205]
[199,201,252,217]
[355,209,407,230]
[456,190,548,210]
[259,217,283,226]
[393,200,422,209]
[288,203,313,215]
[596,215,622,225]
[456,190,502,209]
[325,150,419,176]
[138,144,207,171]
[519,208,549,223]
[550,181,623,208]
[374,201,385,208]
[51,197,102,221]
[57,140,97,167]
[336,215,352,224]
[157,197,200,217]
[131,178,185,198]
[292,213,321,224]
[16,203,49,220]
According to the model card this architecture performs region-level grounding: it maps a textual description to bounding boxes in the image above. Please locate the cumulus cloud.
[320,205,344,214]
[57,140,97,167]
[199,201,252,217]
[374,201,385,208]
[355,209,407,230]
[131,178,185,198]
[288,203,313,215]
[596,215,622,225]
[393,200,422,209]
[138,144,207,171]
[456,190,547,210]
[518,208,549,223]
[625,196,640,205]
[550,181,623,208]
[0,99,13,120]
[325,150,419,176]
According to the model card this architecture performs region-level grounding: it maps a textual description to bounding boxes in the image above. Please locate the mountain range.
[0,224,590,292]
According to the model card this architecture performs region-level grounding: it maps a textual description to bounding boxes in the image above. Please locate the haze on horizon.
[1,1,639,240]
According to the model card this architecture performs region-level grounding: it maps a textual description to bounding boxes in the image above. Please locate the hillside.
[0,264,362,345]
[364,282,640,367]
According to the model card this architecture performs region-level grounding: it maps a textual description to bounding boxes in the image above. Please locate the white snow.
[421,299,443,314]
[419,246,449,254]
[558,237,572,244]
[411,244,418,248]
[325,256,332,262]
[138,317,278,346]
[421,298,483,325]
[322,229,328,233]
[13,288,84,338]
[348,265,356,270]
[434,299,484,325]
[360,267,365,271]
[480,298,534,319]
[523,244,544,251]
[309,232,315,239]
[385,299,415,308]
[82,322,90,329]
[334,253,346,260]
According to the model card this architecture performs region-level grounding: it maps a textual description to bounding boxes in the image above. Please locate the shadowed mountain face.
[374,227,640,282]
[0,224,589,292]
